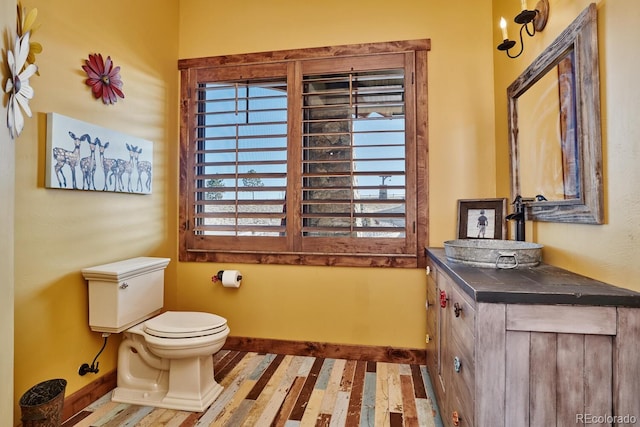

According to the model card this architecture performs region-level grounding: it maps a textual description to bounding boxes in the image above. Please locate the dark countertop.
[427,248,640,307]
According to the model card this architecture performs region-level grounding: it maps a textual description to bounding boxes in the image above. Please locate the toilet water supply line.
[79,332,110,376]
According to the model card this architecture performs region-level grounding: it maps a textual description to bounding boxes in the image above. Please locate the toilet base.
[111,381,223,412]
[113,353,223,412]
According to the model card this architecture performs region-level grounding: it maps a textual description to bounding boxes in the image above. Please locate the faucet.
[505,195,547,241]
[506,195,526,241]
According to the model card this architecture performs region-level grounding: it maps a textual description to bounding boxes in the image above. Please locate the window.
[179,40,429,267]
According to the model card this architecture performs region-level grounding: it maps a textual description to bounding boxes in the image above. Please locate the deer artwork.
[134,147,152,192]
[52,132,89,189]
[79,136,99,190]
[113,143,137,192]
[97,140,118,191]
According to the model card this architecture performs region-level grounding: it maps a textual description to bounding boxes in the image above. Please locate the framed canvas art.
[45,113,153,194]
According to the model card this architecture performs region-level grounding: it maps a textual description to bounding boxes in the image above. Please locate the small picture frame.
[457,198,507,240]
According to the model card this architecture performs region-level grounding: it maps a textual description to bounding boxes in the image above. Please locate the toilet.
[81,257,230,412]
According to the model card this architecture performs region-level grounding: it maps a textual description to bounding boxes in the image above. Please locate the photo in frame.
[457,198,507,239]
[45,112,153,194]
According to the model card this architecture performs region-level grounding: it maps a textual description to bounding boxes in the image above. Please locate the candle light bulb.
[500,17,508,40]
[521,0,527,10]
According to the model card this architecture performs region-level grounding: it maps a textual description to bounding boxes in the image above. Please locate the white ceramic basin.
[443,239,543,269]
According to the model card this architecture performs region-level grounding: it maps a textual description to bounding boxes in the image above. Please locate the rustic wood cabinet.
[426,249,640,427]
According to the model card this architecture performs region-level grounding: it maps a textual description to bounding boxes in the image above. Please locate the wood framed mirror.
[508,3,603,224]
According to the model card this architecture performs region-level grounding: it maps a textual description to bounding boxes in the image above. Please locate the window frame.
[179,40,430,268]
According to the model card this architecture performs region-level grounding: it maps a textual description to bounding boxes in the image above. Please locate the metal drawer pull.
[440,290,448,308]
[454,302,463,317]
[452,410,461,426]
[453,356,462,372]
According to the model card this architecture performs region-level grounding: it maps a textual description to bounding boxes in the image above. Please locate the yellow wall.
[1,1,16,424]
[11,0,179,423]
[12,0,638,423]
[7,0,640,424]
[493,0,640,289]
[176,0,497,349]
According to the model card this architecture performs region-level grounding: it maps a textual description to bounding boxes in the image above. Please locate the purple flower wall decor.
[82,53,125,105]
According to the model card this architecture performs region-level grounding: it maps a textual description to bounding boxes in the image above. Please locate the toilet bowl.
[82,257,230,412]
[112,311,230,412]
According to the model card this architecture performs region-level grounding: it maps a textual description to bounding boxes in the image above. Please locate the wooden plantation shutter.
[299,54,416,257]
[194,80,288,236]
[186,63,290,252]
[179,40,429,267]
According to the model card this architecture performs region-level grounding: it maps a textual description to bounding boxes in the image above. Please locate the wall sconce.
[497,0,549,58]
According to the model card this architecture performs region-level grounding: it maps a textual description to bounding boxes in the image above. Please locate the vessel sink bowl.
[443,239,543,269]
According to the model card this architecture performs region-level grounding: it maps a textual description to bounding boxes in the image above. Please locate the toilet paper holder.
[211,270,243,283]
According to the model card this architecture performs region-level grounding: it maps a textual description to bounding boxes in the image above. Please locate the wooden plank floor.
[62,350,443,427]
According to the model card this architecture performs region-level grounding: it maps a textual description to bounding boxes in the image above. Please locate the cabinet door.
[426,259,438,379]
[440,272,475,427]
[436,267,452,424]
[502,304,615,426]
[429,262,477,427]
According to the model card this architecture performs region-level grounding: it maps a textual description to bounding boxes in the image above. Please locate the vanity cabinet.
[426,249,640,427]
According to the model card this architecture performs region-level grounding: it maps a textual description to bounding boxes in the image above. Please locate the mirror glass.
[518,51,579,201]
[508,3,603,224]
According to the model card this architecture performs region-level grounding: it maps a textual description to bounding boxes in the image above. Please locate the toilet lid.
[144,311,228,339]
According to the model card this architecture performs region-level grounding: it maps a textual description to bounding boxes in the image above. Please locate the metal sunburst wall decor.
[4,1,42,139]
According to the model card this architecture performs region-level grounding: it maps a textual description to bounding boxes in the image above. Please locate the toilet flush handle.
[120,282,129,289]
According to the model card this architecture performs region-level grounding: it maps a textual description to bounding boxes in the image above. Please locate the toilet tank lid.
[81,257,170,281]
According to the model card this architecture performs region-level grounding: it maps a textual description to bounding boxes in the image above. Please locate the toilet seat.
[144,311,228,339]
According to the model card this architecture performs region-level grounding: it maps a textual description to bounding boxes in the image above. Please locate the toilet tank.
[82,257,171,333]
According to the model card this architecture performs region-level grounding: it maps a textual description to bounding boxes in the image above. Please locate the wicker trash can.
[19,379,67,427]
